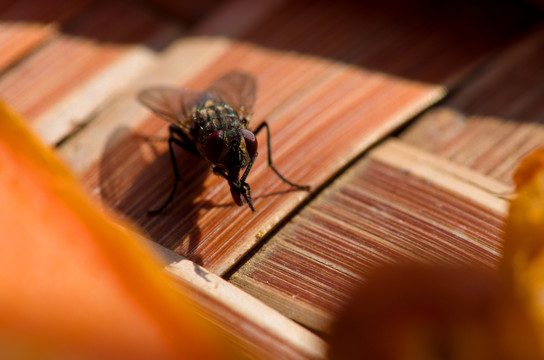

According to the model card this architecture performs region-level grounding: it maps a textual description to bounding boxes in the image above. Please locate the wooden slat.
[401,26,544,184]
[55,0,536,277]
[374,140,510,215]
[166,258,327,359]
[59,38,444,275]
[0,0,94,72]
[0,0,182,145]
[142,238,326,359]
[1,0,540,356]
[229,139,506,332]
[57,37,231,175]
[156,3,541,350]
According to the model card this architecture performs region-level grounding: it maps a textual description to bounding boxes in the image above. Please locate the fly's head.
[206,129,258,211]
[203,129,258,170]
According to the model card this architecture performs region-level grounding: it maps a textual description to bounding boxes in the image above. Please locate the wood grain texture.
[0,0,542,355]
[0,22,55,72]
[63,38,444,276]
[142,236,326,359]
[57,37,231,175]
[401,26,544,184]
[373,140,510,215]
[0,0,182,145]
[0,0,94,72]
[229,140,505,332]
[166,258,327,359]
[55,0,537,277]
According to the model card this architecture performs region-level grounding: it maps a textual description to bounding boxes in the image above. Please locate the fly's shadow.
[98,126,211,264]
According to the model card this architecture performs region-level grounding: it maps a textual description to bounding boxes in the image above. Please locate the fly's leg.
[213,155,257,212]
[240,152,257,184]
[241,182,254,211]
[148,126,196,214]
[170,125,199,156]
[253,122,310,190]
[239,152,258,211]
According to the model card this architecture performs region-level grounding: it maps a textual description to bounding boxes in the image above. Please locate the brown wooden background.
[2,0,543,357]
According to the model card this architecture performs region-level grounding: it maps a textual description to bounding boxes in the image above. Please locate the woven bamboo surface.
[2,0,543,357]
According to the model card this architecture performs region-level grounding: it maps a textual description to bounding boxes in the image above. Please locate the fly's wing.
[137,87,207,132]
[207,72,257,119]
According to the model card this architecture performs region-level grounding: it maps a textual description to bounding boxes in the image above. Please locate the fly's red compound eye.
[204,130,224,164]
[241,129,258,159]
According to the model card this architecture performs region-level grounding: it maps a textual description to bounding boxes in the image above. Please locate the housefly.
[137,72,310,213]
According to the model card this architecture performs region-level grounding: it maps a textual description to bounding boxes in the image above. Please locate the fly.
[137,72,310,213]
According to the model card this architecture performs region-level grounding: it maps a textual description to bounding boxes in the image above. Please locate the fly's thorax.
[190,100,256,169]
[191,101,246,144]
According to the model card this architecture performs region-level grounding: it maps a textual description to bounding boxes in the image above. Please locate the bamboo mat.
[62,41,444,274]
[229,139,508,331]
[56,0,535,276]
[230,14,544,333]
[1,0,543,357]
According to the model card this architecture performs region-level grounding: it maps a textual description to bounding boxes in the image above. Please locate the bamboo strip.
[0,0,183,145]
[63,39,443,275]
[0,21,55,72]
[140,236,327,359]
[401,26,544,184]
[0,0,95,71]
[54,0,537,276]
[2,0,540,356]
[57,37,231,175]
[371,139,510,215]
[230,140,505,332]
[166,259,327,359]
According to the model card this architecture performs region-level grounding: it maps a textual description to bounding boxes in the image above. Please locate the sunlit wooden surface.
[2,0,543,357]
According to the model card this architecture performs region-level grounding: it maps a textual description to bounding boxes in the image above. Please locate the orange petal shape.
[0,101,234,359]
[512,148,544,188]
[501,147,544,355]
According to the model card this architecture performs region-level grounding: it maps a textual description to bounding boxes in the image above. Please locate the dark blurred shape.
[139,0,224,25]
[329,263,542,360]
